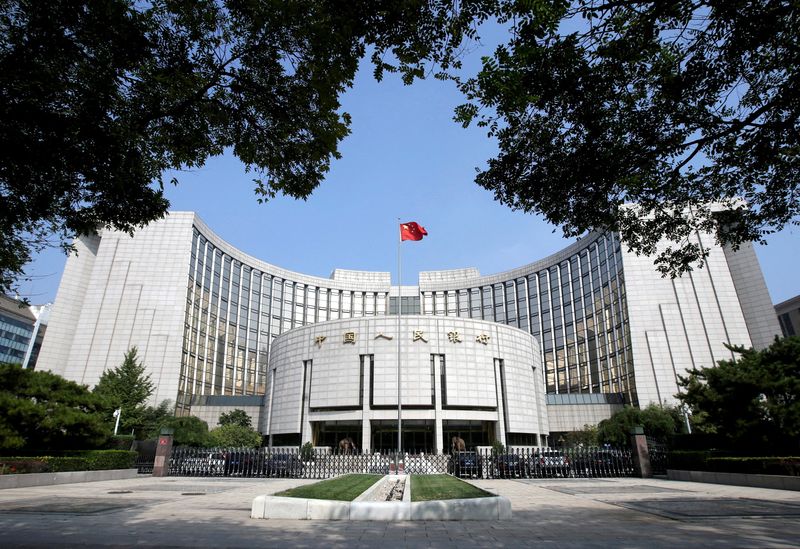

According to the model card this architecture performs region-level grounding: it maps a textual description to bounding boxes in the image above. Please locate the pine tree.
[94,347,155,436]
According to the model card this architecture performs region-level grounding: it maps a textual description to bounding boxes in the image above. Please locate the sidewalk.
[0,475,798,548]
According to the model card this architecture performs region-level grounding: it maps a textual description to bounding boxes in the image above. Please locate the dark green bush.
[104,435,135,450]
[707,457,800,476]
[668,450,713,471]
[0,450,136,474]
[668,451,800,476]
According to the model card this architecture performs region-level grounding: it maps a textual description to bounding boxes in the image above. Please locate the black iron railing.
[152,446,635,479]
[646,436,669,475]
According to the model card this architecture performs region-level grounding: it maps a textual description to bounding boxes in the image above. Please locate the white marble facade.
[265,316,546,453]
[36,211,781,447]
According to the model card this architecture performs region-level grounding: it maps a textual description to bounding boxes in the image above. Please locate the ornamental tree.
[158,415,211,447]
[93,347,157,438]
[677,336,800,452]
[0,363,108,453]
[209,423,262,448]
[218,409,253,429]
[596,404,681,447]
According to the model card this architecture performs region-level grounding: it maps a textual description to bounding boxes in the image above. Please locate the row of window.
[178,229,638,411]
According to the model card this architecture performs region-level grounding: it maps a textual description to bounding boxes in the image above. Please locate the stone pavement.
[0,475,799,548]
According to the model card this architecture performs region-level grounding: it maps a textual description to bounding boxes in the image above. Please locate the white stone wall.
[265,316,546,447]
[723,242,783,349]
[37,234,100,378]
[621,228,757,406]
[37,213,195,406]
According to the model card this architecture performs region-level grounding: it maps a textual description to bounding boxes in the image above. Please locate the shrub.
[300,441,314,462]
[0,450,136,474]
[668,451,800,476]
[208,423,261,448]
[105,435,135,450]
[707,457,800,476]
[491,440,505,455]
[158,416,211,447]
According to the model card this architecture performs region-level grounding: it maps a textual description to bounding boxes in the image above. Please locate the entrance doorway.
[371,420,434,453]
[443,420,494,451]
[312,421,362,451]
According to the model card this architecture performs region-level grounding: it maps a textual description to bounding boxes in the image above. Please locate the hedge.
[0,450,136,475]
[669,451,800,476]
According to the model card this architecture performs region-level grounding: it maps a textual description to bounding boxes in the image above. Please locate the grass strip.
[411,474,492,502]
[274,474,381,502]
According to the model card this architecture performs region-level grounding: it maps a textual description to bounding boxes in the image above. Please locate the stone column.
[433,354,444,454]
[361,354,372,453]
[152,429,174,477]
[493,359,507,446]
[630,426,652,478]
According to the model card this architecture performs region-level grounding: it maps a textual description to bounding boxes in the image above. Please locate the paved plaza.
[0,475,798,548]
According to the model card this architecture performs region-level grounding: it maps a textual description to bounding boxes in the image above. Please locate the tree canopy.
[677,336,800,452]
[596,403,682,446]
[455,0,799,275]
[3,1,796,291]
[0,0,489,294]
[218,409,252,429]
[209,423,261,448]
[158,415,211,447]
[0,363,108,453]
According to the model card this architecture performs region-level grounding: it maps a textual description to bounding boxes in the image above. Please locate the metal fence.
[132,440,156,474]
[148,446,635,479]
[646,436,669,475]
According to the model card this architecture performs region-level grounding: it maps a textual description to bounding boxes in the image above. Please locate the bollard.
[629,426,652,478]
[152,427,174,477]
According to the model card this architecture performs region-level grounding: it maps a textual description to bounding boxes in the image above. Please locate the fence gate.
[154,446,636,479]
[646,437,669,475]
[133,440,157,474]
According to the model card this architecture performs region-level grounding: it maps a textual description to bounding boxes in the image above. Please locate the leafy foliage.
[456,0,799,275]
[93,347,167,439]
[560,424,599,447]
[218,409,252,429]
[0,450,136,474]
[597,404,680,447]
[158,416,211,447]
[137,400,174,440]
[208,423,261,448]
[300,441,315,461]
[0,0,499,294]
[0,363,108,454]
[491,440,506,455]
[677,336,800,453]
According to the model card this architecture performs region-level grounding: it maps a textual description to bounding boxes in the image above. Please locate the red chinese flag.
[400,221,428,241]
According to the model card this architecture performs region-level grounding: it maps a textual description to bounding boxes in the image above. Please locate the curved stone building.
[266,316,546,452]
[37,211,781,450]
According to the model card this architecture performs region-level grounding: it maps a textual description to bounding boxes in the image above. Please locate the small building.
[0,295,50,369]
[775,294,800,338]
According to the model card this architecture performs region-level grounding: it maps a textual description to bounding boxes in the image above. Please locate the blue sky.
[17,34,800,306]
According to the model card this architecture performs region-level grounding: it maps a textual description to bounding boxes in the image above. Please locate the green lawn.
[411,474,492,502]
[274,474,381,501]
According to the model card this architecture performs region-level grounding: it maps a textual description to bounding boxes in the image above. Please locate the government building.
[37,212,781,452]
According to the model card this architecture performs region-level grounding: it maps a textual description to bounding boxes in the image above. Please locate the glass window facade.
[178,227,637,412]
[178,228,392,412]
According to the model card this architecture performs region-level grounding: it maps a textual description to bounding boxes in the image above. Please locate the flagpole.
[397,218,403,461]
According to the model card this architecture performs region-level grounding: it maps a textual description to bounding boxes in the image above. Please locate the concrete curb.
[0,468,139,490]
[667,469,800,491]
[251,474,512,521]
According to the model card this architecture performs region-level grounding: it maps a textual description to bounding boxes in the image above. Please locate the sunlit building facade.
[37,212,781,449]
